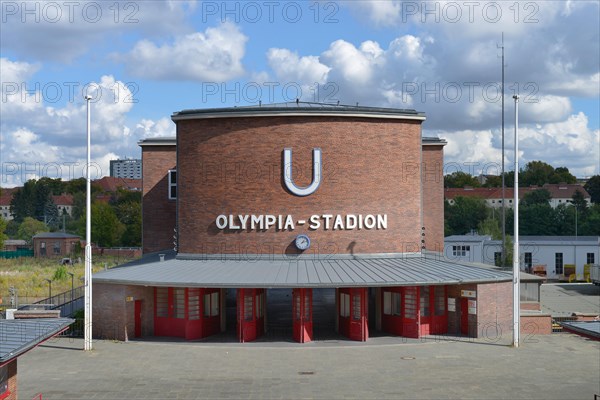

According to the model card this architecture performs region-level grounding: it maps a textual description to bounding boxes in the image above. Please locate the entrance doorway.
[134,300,142,338]
[339,288,368,341]
[292,288,313,343]
[237,288,265,342]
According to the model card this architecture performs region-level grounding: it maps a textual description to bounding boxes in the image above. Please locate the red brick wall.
[421,145,444,252]
[2,359,17,400]
[521,302,541,311]
[93,283,154,341]
[176,116,423,255]
[521,314,552,335]
[476,281,512,340]
[142,146,176,254]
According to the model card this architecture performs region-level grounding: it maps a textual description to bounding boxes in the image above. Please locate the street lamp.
[44,279,52,301]
[84,94,93,351]
[512,94,520,348]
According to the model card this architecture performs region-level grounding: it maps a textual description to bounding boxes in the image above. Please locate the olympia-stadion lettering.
[215,214,388,231]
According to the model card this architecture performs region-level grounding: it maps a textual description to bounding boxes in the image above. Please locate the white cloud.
[267,48,330,84]
[0,1,196,62]
[0,58,175,187]
[120,22,247,81]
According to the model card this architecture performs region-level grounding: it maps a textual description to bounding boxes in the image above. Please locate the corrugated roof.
[0,318,74,364]
[93,253,511,288]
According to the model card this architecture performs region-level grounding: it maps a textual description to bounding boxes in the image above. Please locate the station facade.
[94,104,513,343]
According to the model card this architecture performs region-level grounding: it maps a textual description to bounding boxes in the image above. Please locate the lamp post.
[44,279,52,301]
[512,94,520,348]
[84,94,93,351]
[67,272,74,316]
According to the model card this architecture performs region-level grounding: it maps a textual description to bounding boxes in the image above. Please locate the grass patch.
[0,255,138,307]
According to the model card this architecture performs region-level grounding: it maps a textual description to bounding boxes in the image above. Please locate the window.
[420,287,430,317]
[53,241,61,255]
[383,292,401,316]
[404,288,417,319]
[40,241,46,256]
[173,288,185,319]
[434,286,446,316]
[203,291,219,317]
[0,365,8,398]
[452,245,470,257]
[340,293,350,318]
[256,292,263,318]
[244,293,253,321]
[168,169,177,199]
[520,282,540,302]
[524,253,533,270]
[587,253,595,264]
[352,294,361,320]
[188,289,200,320]
[555,253,564,275]
[156,287,169,318]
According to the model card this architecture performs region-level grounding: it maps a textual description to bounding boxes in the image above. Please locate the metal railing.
[18,286,84,317]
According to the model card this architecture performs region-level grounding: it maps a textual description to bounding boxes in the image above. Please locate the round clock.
[295,234,311,251]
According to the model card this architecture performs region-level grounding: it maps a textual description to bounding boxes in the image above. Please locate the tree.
[78,203,125,247]
[444,197,488,235]
[571,189,588,213]
[115,201,142,247]
[10,180,36,222]
[17,217,49,244]
[482,175,502,187]
[583,175,600,204]
[444,172,481,188]
[477,217,501,240]
[521,161,555,187]
[521,189,551,207]
[0,218,7,249]
[519,203,557,235]
[551,167,577,184]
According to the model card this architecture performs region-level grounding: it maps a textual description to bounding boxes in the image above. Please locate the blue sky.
[1,1,599,187]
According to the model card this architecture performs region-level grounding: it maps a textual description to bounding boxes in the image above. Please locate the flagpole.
[84,95,93,351]
[512,94,520,348]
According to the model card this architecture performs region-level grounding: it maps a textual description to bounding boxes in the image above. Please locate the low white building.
[445,235,599,280]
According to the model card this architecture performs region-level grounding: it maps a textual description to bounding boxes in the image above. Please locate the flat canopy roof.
[0,318,74,365]
[171,101,426,122]
[93,253,511,288]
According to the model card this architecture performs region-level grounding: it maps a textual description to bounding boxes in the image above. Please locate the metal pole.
[500,33,506,268]
[513,94,520,348]
[84,95,93,351]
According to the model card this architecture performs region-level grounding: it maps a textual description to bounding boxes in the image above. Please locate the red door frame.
[430,286,448,335]
[402,286,420,338]
[237,288,265,342]
[381,287,403,336]
[134,300,142,338]
[154,287,188,338]
[154,287,222,340]
[292,288,313,343]
[339,288,368,341]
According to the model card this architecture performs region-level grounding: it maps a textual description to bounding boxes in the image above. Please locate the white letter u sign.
[283,148,322,196]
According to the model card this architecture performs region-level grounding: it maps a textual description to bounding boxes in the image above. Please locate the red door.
[155,287,187,337]
[402,287,419,338]
[237,288,265,342]
[419,286,432,336]
[134,300,142,338]
[381,288,403,336]
[292,288,313,343]
[460,298,469,335]
[339,288,368,341]
[431,286,448,334]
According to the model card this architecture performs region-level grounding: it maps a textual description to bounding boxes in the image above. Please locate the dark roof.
[171,102,426,121]
[139,136,443,147]
[559,321,600,340]
[0,318,73,365]
[32,232,80,239]
[93,252,512,288]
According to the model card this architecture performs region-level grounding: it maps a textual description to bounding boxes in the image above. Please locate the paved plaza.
[19,332,600,400]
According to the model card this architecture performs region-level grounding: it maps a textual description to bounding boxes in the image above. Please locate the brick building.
[32,232,80,258]
[94,103,514,343]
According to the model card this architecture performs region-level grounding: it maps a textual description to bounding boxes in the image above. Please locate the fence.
[0,249,34,259]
